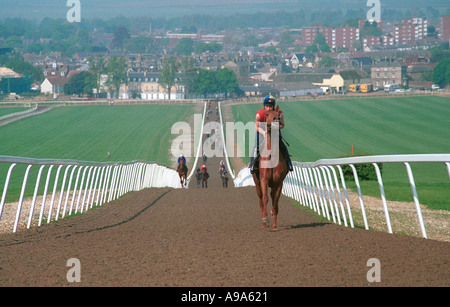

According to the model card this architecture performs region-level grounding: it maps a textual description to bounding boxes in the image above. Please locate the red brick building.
[441,16,450,43]
[394,17,428,44]
[302,25,360,51]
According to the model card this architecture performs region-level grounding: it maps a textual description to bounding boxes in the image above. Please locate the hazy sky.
[0,0,449,21]
[0,0,307,20]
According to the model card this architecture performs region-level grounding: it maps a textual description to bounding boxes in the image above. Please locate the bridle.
[265,110,281,134]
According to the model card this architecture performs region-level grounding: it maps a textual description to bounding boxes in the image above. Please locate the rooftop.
[0,67,22,79]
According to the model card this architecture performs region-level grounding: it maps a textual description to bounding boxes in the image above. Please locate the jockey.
[250,94,293,174]
[200,164,207,173]
[177,154,186,171]
[178,154,186,165]
[219,160,225,172]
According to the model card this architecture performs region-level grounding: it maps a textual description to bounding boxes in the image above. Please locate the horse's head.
[265,105,281,133]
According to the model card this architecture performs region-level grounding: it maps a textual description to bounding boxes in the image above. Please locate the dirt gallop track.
[0,102,448,287]
[0,186,449,287]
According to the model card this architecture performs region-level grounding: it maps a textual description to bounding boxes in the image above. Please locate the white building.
[120,71,185,100]
[40,76,68,95]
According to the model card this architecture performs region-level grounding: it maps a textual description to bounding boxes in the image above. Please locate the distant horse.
[221,171,229,188]
[252,105,288,231]
[201,170,209,188]
[195,169,201,188]
[178,159,188,187]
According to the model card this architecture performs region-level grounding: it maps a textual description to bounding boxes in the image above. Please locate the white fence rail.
[280,154,450,239]
[0,156,181,233]
[233,154,449,239]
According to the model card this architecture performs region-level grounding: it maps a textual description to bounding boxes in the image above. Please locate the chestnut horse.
[178,159,188,187]
[252,105,288,230]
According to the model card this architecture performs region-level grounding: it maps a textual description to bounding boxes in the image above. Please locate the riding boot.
[250,155,259,174]
[280,140,293,172]
[286,153,293,172]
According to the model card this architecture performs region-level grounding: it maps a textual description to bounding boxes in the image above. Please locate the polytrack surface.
[0,186,449,287]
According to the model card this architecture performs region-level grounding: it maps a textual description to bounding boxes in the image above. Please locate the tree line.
[64,55,241,99]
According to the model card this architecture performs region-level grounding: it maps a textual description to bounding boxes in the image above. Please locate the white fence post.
[38,165,54,227]
[28,165,46,228]
[0,163,17,220]
[372,162,392,234]
[404,162,427,239]
[47,165,63,223]
[349,164,368,230]
[56,165,72,221]
[14,165,33,233]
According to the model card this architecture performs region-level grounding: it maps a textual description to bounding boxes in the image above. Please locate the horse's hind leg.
[253,174,267,227]
[260,183,270,227]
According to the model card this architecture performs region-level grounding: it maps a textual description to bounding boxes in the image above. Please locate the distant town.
[0,12,449,102]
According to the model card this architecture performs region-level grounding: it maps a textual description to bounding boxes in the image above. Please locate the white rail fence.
[0,156,181,233]
[280,154,450,239]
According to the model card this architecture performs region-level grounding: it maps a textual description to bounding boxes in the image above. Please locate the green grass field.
[1,97,449,210]
[228,96,450,210]
[1,104,196,163]
[0,104,197,202]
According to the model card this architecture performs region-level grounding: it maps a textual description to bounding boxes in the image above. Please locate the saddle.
[178,163,187,173]
[251,138,293,174]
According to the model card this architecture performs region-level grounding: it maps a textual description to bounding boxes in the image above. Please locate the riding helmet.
[263,94,275,106]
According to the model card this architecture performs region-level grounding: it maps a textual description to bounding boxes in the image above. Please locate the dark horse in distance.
[178,159,188,187]
[201,169,209,188]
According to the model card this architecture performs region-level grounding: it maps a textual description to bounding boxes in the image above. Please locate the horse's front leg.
[270,184,283,231]
[260,181,270,227]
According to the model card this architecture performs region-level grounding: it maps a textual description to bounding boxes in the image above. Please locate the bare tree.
[159,56,178,100]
